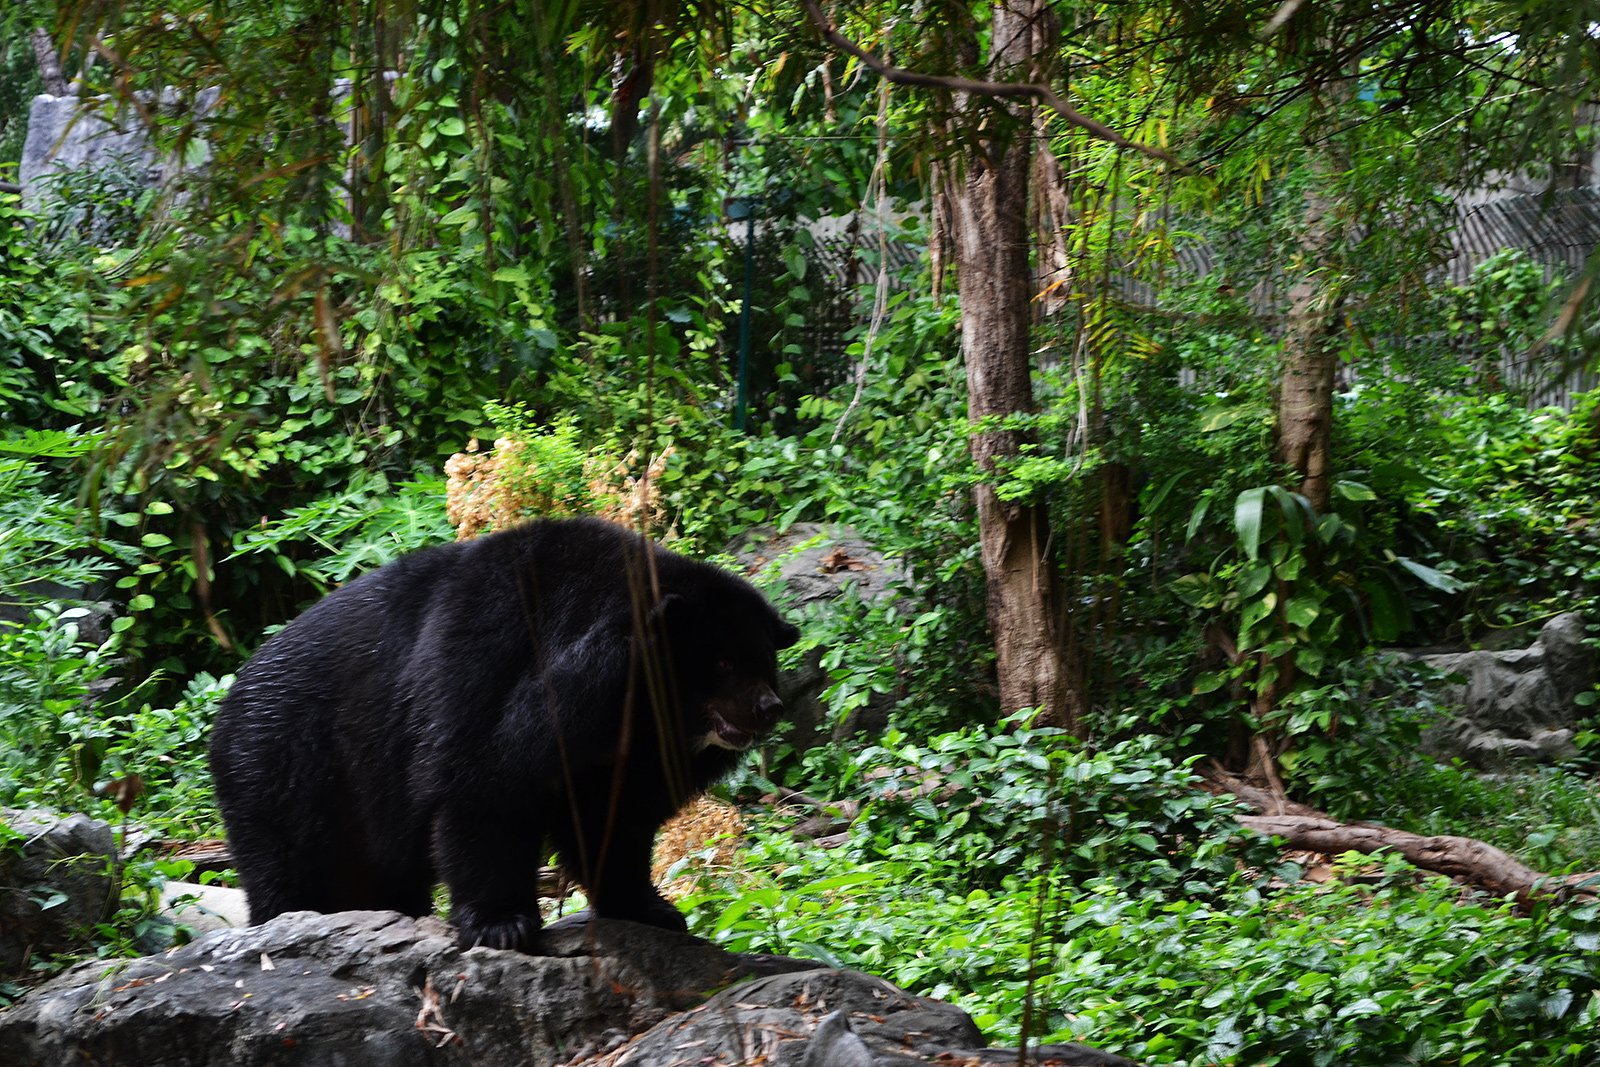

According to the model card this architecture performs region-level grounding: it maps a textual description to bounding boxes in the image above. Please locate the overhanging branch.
[798,0,1186,170]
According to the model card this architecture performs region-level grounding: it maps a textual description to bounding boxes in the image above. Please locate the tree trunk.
[31,29,71,96]
[1275,73,1354,515]
[1275,191,1341,514]
[945,0,1078,729]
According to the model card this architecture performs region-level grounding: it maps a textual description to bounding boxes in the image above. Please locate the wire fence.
[799,189,1600,411]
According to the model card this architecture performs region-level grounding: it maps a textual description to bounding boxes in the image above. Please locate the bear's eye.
[716,658,734,675]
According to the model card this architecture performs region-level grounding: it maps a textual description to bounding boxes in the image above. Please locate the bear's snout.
[753,685,784,726]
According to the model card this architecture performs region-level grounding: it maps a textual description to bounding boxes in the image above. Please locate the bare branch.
[1261,0,1311,38]
[798,0,1186,170]
[1239,815,1600,907]
[1209,768,1599,907]
[31,29,72,96]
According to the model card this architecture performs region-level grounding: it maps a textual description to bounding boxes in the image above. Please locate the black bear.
[210,517,799,952]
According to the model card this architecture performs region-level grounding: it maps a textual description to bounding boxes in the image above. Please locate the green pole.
[735,202,756,432]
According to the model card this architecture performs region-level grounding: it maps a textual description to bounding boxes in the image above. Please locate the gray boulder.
[613,968,1139,1066]
[20,93,159,206]
[0,911,816,1066]
[735,523,905,744]
[1415,612,1596,766]
[0,911,1138,1066]
[0,809,118,975]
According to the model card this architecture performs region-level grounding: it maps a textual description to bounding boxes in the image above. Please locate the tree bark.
[31,29,71,96]
[944,0,1078,729]
[1209,769,1598,907]
[1238,815,1599,907]
[1274,70,1354,514]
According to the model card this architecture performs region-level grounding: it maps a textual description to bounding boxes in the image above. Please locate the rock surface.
[0,911,1137,1066]
[0,809,117,974]
[1415,612,1596,766]
[20,93,159,205]
[735,523,904,743]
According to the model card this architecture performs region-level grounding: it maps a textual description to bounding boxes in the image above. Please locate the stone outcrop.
[1415,612,1596,766]
[735,523,905,743]
[0,809,117,975]
[0,911,1136,1067]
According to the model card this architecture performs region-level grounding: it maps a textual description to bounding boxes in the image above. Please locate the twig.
[798,0,1186,170]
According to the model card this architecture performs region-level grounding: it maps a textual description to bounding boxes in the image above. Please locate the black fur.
[209,517,799,952]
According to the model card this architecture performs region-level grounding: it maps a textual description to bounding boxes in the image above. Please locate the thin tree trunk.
[1275,67,1354,514]
[1253,52,1356,784]
[1275,181,1342,514]
[32,29,71,96]
[945,0,1078,729]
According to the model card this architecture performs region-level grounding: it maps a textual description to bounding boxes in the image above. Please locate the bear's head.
[651,589,801,752]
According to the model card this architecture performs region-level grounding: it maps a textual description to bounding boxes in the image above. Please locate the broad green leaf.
[1267,484,1309,545]
[1171,573,1218,608]
[1396,556,1469,593]
[1284,596,1320,629]
[1240,590,1278,632]
[1199,404,1259,432]
[1236,560,1273,599]
[1234,487,1268,560]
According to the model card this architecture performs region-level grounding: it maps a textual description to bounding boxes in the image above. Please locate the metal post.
[735,200,756,432]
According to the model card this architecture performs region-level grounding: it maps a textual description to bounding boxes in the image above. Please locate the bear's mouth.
[702,712,757,751]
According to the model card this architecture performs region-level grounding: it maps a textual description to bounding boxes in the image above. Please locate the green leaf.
[1294,646,1326,676]
[1234,487,1268,560]
[1284,597,1320,629]
[1236,561,1273,599]
[1185,497,1211,542]
[1267,484,1309,545]
[781,244,808,280]
[1395,557,1469,594]
[1239,590,1278,633]
[1171,573,1219,608]
[1143,470,1187,514]
[1334,479,1377,502]
[1199,403,1259,432]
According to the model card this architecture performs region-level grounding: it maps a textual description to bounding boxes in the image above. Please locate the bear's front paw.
[453,909,541,952]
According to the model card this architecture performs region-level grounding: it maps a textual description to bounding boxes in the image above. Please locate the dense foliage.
[3,0,1600,1060]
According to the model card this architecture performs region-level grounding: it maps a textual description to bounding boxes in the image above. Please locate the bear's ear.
[774,619,801,650]
[647,592,690,629]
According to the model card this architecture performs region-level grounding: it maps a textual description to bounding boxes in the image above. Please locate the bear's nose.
[756,686,784,724]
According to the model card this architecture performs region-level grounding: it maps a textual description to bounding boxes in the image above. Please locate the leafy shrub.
[694,739,1600,1062]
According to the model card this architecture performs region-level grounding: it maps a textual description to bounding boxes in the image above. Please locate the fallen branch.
[1238,815,1599,905]
[1207,770,1600,907]
[773,785,860,840]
